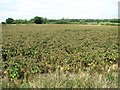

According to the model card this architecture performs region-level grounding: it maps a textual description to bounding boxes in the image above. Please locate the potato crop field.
[2,24,118,88]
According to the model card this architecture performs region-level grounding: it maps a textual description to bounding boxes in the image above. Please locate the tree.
[12,19,21,24]
[96,19,100,24]
[79,19,86,24]
[110,19,120,23]
[49,19,57,22]
[42,18,48,24]
[21,19,28,24]
[55,18,71,24]
[2,22,6,24]
[34,16,43,24]
[6,18,14,24]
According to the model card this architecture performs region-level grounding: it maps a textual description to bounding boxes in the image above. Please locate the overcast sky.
[0,0,119,22]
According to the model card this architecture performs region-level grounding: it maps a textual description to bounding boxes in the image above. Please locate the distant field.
[71,22,119,26]
[2,24,118,88]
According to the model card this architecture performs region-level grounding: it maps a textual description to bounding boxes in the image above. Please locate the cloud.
[0,0,119,22]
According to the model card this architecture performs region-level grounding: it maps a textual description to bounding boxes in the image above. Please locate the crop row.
[2,25,118,80]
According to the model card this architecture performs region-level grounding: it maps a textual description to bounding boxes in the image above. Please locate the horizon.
[1,18,118,23]
[0,0,119,22]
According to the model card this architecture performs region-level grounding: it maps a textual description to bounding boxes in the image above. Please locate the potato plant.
[2,24,118,83]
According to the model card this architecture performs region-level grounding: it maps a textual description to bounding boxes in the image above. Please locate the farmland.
[2,24,118,88]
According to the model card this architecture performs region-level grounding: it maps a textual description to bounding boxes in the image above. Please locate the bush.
[2,22,6,24]
[106,23,110,25]
[79,19,86,24]
[6,18,14,24]
[55,18,71,24]
[34,16,43,24]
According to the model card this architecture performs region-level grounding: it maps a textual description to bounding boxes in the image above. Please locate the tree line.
[1,16,119,24]
[2,16,48,24]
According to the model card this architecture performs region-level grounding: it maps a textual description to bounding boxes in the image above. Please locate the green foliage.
[27,19,35,24]
[96,19,100,24]
[34,16,43,24]
[4,17,119,25]
[2,22,6,24]
[55,18,71,24]
[79,19,86,24]
[110,19,120,23]
[42,18,48,24]
[6,18,14,24]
